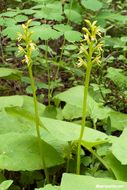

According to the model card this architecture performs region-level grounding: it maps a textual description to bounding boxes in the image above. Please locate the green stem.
[88,147,110,171]
[28,65,49,183]
[66,142,72,173]
[28,65,40,137]
[85,146,116,178]
[93,121,96,130]
[76,44,93,175]
[66,156,70,173]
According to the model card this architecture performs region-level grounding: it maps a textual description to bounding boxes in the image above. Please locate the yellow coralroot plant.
[17,20,49,183]
[77,20,103,174]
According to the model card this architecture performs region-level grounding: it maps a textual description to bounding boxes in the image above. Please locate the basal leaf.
[0,95,45,134]
[110,128,127,165]
[0,67,22,80]
[22,95,45,116]
[0,180,13,190]
[0,133,63,171]
[105,153,127,181]
[62,104,82,120]
[0,108,64,158]
[35,184,59,190]
[0,95,23,110]
[53,86,110,121]
[41,117,108,147]
[105,111,127,131]
[60,173,127,190]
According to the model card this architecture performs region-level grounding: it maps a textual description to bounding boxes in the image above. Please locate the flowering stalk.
[76,20,103,174]
[18,20,49,183]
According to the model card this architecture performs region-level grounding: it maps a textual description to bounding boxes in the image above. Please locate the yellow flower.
[17,33,23,42]
[77,57,87,68]
[78,19,103,69]
[30,42,36,51]
[25,55,29,64]
[18,45,25,53]
[22,23,27,30]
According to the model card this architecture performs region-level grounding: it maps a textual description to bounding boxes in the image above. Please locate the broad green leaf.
[95,10,127,27]
[0,68,22,80]
[53,24,72,33]
[81,0,103,11]
[1,18,16,26]
[30,25,62,41]
[0,95,23,110]
[105,153,127,181]
[0,11,19,17]
[0,180,13,190]
[22,95,45,116]
[0,106,107,150]
[2,25,23,40]
[64,9,82,24]
[20,9,36,15]
[106,67,127,90]
[34,3,63,21]
[62,104,82,120]
[53,86,110,121]
[34,10,63,21]
[0,133,63,171]
[0,109,33,135]
[14,14,28,22]
[60,173,127,190]
[41,117,108,147]
[105,111,127,131]
[54,86,84,107]
[0,94,108,159]
[43,105,57,119]
[64,31,82,42]
[110,128,127,165]
[0,95,45,134]
[0,95,45,114]
[35,184,59,190]
[0,108,67,160]
[87,95,111,123]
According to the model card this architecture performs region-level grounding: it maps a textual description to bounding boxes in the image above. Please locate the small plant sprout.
[17,20,49,183]
[76,20,103,175]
